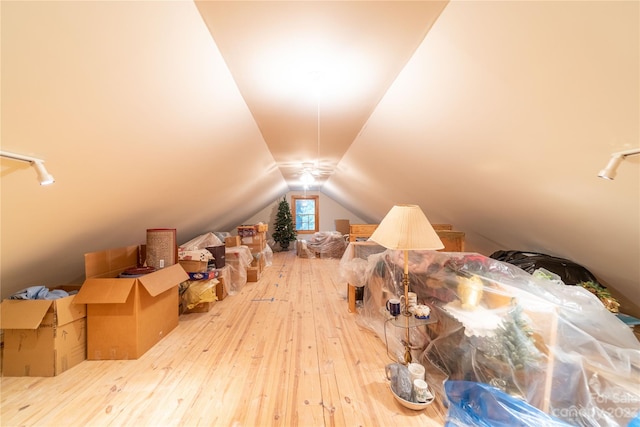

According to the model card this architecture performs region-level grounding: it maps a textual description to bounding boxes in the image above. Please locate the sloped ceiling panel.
[1,1,286,290]
[325,0,639,310]
[195,0,447,188]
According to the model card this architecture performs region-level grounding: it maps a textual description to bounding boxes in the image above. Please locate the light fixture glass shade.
[33,161,55,185]
[300,171,315,185]
[369,204,444,250]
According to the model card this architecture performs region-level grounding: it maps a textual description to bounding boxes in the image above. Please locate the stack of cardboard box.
[238,224,268,282]
[178,252,229,313]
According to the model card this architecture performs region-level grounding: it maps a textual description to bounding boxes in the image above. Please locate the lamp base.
[403,346,412,364]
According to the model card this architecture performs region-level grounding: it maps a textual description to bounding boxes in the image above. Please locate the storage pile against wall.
[296,231,347,259]
[340,249,640,427]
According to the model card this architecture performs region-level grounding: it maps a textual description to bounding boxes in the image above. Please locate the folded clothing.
[9,285,70,300]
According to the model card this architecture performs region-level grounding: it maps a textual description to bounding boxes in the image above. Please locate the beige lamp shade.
[369,204,444,250]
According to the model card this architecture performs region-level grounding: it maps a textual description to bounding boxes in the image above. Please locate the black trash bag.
[489,250,599,286]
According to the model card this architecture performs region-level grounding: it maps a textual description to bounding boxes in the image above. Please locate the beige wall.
[1,1,638,317]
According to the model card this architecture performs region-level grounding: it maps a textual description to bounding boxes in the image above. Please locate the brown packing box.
[251,253,266,272]
[1,287,86,377]
[225,236,241,247]
[216,277,228,301]
[247,267,260,282]
[241,232,266,248]
[335,219,350,235]
[183,300,215,314]
[74,245,188,360]
[179,259,208,273]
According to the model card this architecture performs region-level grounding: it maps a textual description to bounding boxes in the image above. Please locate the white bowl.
[389,384,434,410]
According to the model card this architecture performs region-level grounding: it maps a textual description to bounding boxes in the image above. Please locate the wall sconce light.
[0,150,55,185]
[598,148,640,180]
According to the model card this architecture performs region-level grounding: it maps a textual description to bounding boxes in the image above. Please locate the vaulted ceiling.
[1,1,638,316]
[195,1,447,188]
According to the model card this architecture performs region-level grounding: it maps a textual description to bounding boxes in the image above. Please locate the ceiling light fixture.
[598,148,640,180]
[300,170,316,189]
[1,150,55,185]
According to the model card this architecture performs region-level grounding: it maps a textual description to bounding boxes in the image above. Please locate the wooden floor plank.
[0,250,446,426]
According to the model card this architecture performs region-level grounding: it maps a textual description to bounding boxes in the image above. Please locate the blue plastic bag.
[444,381,573,427]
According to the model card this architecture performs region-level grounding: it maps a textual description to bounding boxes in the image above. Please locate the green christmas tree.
[272,196,297,251]
[493,305,541,370]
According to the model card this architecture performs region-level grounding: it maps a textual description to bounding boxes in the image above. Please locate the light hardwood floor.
[1,250,446,426]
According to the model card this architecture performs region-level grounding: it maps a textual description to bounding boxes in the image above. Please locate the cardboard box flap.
[73,278,136,304]
[56,295,87,325]
[85,245,139,279]
[138,263,188,297]
[1,299,53,329]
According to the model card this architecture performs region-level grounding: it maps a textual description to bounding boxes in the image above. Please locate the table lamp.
[369,204,444,363]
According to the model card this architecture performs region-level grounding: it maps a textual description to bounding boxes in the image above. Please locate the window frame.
[292,195,319,234]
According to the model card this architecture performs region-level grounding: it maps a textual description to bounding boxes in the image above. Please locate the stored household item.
[408,362,425,383]
[75,245,188,360]
[413,379,431,403]
[1,286,86,376]
[146,228,177,269]
[335,219,350,235]
[119,266,156,278]
[386,298,401,317]
[340,249,640,427]
[489,250,599,286]
[206,245,226,268]
[386,363,433,410]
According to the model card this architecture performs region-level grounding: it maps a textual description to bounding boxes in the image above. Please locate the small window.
[292,195,319,234]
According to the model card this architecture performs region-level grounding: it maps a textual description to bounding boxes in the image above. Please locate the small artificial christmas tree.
[272,196,297,251]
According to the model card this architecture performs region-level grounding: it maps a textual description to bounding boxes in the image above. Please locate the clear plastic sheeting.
[339,249,640,427]
[225,246,253,294]
[262,243,273,268]
[179,279,218,311]
[296,239,316,258]
[445,381,573,427]
[213,231,231,243]
[179,232,223,251]
[340,241,387,287]
[300,231,348,259]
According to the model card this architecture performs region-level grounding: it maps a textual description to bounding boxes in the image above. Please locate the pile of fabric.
[9,286,74,300]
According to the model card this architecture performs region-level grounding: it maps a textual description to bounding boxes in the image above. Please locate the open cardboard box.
[74,245,188,360]
[1,286,86,377]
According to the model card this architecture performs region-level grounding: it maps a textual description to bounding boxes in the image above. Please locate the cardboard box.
[216,277,228,301]
[179,259,208,273]
[237,226,257,237]
[225,236,241,247]
[75,246,188,360]
[247,267,260,282]
[187,270,219,281]
[251,252,266,272]
[183,301,215,314]
[185,301,216,314]
[241,233,264,246]
[1,288,86,377]
[335,219,350,235]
